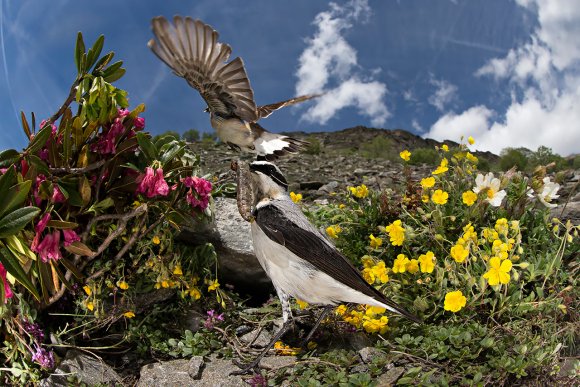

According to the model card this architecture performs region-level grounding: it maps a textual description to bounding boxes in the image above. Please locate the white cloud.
[295,0,390,126]
[426,0,580,156]
[428,77,458,112]
[411,119,423,133]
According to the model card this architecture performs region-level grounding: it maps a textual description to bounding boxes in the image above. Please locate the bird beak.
[204,107,210,113]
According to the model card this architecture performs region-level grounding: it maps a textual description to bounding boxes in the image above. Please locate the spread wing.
[257,94,322,119]
[254,202,420,323]
[148,16,258,122]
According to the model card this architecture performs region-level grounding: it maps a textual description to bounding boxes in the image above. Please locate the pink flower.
[118,108,130,117]
[33,175,47,206]
[91,130,117,154]
[0,263,14,302]
[184,176,212,211]
[0,168,7,175]
[35,231,62,262]
[153,168,169,196]
[31,212,51,251]
[39,119,57,136]
[134,117,145,129]
[39,148,49,161]
[63,229,80,246]
[110,118,125,137]
[51,185,66,203]
[136,167,169,198]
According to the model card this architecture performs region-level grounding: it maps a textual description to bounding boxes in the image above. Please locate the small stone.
[318,181,339,193]
[376,366,405,386]
[188,356,205,379]
[358,347,385,363]
[240,328,273,348]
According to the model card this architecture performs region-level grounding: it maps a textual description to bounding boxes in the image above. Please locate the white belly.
[251,222,387,308]
[211,117,255,150]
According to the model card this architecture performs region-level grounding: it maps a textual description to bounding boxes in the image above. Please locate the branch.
[49,160,107,176]
[48,82,79,125]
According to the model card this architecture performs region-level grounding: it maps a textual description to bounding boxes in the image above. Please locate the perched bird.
[148,16,317,160]
[231,160,421,374]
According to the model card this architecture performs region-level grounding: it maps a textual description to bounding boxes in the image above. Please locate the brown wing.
[257,94,322,119]
[148,16,258,122]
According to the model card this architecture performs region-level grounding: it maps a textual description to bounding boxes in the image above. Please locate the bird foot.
[230,358,262,375]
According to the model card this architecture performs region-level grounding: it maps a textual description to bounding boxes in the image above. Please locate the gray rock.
[39,350,122,386]
[240,328,273,348]
[318,181,339,193]
[551,201,580,224]
[358,347,385,363]
[137,356,204,386]
[376,366,405,386]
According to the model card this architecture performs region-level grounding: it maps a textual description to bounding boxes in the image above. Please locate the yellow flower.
[495,218,509,235]
[420,177,435,189]
[161,280,170,288]
[431,189,449,205]
[450,244,469,263]
[392,254,410,273]
[371,261,389,284]
[296,299,309,309]
[152,235,161,245]
[335,305,348,316]
[441,144,449,152]
[362,267,375,284]
[466,152,478,163]
[400,150,411,161]
[418,251,435,273]
[361,255,374,268]
[207,279,220,292]
[483,257,513,286]
[362,315,389,334]
[385,220,405,246]
[173,265,183,276]
[369,234,383,249]
[124,311,135,318]
[290,192,303,203]
[86,301,94,311]
[349,184,369,199]
[422,194,429,203]
[343,310,364,328]
[83,285,92,296]
[468,136,475,145]
[406,259,419,274]
[274,341,300,356]
[132,200,141,208]
[118,280,129,290]
[326,225,342,239]
[462,190,478,206]
[444,290,467,313]
[432,158,449,175]
[189,287,201,300]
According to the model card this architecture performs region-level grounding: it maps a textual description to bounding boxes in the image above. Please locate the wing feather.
[149,16,258,122]
[257,94,322,119]
[254,202,421,322]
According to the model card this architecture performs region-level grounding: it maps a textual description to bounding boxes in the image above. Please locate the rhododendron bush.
[0,34,217,382]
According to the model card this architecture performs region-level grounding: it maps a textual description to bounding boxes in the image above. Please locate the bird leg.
[231,292,294,375]
[299,305,333,348]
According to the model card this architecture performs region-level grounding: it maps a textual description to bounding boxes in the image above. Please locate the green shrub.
[360,135,393,159]
[409,147,439,165]
[500,147,529,171]
[304,135,322,155]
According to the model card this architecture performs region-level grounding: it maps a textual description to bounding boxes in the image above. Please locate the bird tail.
[378,296,422,324]
[250,123,309,160]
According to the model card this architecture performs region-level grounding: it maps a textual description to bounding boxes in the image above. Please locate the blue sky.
[1,0,579,155]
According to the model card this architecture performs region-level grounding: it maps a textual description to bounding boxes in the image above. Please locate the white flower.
[473,172,506,207]
[538,177,560,208]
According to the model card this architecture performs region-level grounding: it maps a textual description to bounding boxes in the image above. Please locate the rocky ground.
[41,127,579,386]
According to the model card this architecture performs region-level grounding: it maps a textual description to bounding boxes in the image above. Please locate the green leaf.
[101,60,123,77]
[27,154,50,176]
[0,246,41,301]
[0,180,32,219]
[20,111,31,139]
[37,260,53,302]
[0,166,17,195]
[0,149,20,168]
[27,124,52,154]
[46,220,79,230]
[60,257,84,279]
[0,207,40,238]
[136,132,157,162]
[161,144,185,166]
[103,67,126,83]
[4,234,36,263]
[64,241,94,257]
[93,52,114,73]
[75,32,86,74]
[86,35,105,71]
[51,262,72,290]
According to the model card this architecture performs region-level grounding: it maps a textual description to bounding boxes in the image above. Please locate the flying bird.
[148,16,317,160]
[231,160,420,374]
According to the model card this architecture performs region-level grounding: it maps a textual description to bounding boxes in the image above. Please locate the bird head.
[249,161,288,198]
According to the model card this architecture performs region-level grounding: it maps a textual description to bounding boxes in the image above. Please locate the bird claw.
[230,359,261,375]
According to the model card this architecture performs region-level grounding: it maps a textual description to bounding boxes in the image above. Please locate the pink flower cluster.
[136,167,169,198]
[0,263,14,302]
[30,213,80,263]
[90,110,144,155]
[38,119,60,162]
[33,175,67,205]
[183,176,212,211]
